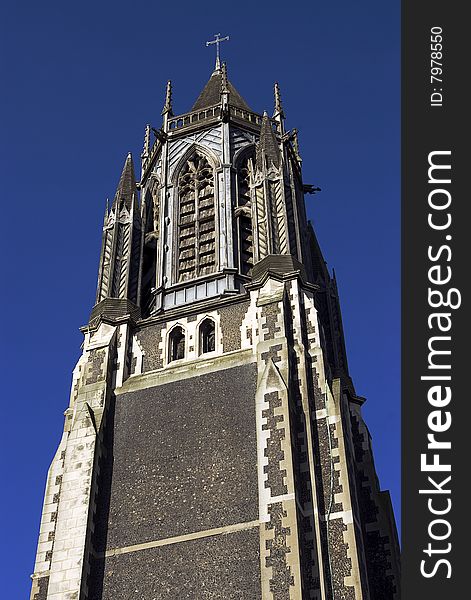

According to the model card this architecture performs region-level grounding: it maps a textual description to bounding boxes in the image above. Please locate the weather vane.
[206,33,229,69]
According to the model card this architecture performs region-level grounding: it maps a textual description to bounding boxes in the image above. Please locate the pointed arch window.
[199,318,216,354]
[235,151,254,276]
[177,151,216,282]
[169,326,185,362]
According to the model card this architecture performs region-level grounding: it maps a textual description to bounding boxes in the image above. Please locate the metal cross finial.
[206,33,229,70]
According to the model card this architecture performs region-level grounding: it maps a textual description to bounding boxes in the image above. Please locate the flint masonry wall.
[90,360,261,599]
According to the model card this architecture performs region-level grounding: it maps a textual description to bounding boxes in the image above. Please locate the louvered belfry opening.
[177,151,216,282]
[235,152,254,276]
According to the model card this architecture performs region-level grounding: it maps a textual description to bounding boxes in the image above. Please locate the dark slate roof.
[113,152,137,210]
[191,68,251,111]
[257,113,280,168]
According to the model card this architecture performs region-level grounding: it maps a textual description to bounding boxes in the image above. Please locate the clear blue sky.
[0,1,399,595]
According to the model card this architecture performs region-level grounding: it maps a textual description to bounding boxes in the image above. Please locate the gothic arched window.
[234,151,254,276]
[177,152,216,282]
[199,318,216,355]
[169,326,185,362]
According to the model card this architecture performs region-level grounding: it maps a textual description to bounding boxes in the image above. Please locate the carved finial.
[257,112,281,170]
[130,188,137,214]
[162,80,173,116]
[221,62,229,94]
[292,128,301,160]
[142,124,151,159]
[274,82,284,118]
[103,198,109,224]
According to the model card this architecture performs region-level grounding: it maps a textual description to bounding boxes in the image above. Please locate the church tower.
[30,55,400,600]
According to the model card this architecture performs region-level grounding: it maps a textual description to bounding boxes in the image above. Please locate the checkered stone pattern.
[43,401,101,597]
[30,443,67,600]
[218,300,250,352]
[328,519,356,600]
[135,323,164,373]
[286,280,323,598]
[31,264,399,600]
[85,348,106,385]
[350,405,400,599]
[31,575,49,600]
[263,390,288,498]
[132,306,248,375]
[261,344,283,366]
[266,502,295,600]
[262,304,282,340]
[30,322,118,600]
[253,281,303,599]
[302,290,367,599]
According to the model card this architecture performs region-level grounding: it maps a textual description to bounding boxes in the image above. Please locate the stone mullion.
[193,181,200,277]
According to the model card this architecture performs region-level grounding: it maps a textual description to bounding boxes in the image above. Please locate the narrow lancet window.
[177,151,216,282]
[199,319,216,354]
[169,326,185,362]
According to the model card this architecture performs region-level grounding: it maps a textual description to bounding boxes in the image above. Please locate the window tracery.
[177,152,216,282]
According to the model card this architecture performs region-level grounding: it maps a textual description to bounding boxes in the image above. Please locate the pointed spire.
[273,82,284,118]
[191,67,250,111]
[161,80,173,116]
[112,152,137,211]
[257,112,281,170]
[141,124,151,159]
[220,62,229,94]
[103,198,109,225]
[130,186,137,216]
[291,127,301,161]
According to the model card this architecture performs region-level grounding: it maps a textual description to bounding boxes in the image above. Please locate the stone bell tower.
[30,55,400,600]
